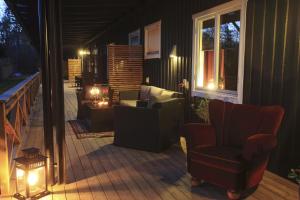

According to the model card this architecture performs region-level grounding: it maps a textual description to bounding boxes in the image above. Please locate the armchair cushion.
[183,123,216,148]
[119,90,139,101]
[190,146,244,173]
[119,100,138,107]
[242,134,277,162]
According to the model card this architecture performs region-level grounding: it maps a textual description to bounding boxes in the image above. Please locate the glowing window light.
[197,51,204,88]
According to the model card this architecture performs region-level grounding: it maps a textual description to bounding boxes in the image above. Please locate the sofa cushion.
[140,85,151,100]
[190,146,244,173]
[161,90,175,98]
[120,100,137,107]
[149,86,164,97]
[148,94,171,108]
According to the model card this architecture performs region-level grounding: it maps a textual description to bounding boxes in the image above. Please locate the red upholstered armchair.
[184,99,284,199]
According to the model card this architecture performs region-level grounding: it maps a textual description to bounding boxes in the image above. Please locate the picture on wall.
[144,20,161,59]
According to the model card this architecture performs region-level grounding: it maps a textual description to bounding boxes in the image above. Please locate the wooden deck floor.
[4,83,298,200]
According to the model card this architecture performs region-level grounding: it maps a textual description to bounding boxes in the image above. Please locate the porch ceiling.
[4,0,148,48]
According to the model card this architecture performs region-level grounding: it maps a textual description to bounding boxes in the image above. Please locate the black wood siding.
[93,0,230,92]
[89,0,300,177]
[244,0,300,175]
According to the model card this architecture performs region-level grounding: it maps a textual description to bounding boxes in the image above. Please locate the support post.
[38,0,55,185]
[0,102,9,195]
[54,0,66,183]
[47,0,57,129]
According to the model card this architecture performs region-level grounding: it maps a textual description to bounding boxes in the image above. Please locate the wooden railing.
[0,72,41,194]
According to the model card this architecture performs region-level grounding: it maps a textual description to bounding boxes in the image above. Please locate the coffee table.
[85,103,114,132]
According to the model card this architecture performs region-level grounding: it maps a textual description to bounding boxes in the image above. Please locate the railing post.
[0,101,9,195]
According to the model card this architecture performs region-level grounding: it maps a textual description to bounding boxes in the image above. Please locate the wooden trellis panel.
[68,59,81,83]
[107,45,143,102]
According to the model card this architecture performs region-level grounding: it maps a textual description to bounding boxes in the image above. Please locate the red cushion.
[190,146,244,173]
[226,104,262,147]
[183,123,216,148]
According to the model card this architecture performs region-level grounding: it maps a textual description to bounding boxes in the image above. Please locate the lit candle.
[207,80,215,90]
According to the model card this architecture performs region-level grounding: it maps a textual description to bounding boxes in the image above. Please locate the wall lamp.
[169,45,177,59]
[78,49,90,56]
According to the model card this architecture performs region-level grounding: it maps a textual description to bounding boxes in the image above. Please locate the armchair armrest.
[183,123,216,148]
[119,90,139,101]
[242,134,277,162]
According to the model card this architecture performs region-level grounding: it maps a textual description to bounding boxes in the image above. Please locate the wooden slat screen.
[107,45,143,102]
[68,59,81,83]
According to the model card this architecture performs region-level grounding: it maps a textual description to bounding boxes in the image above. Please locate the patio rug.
[68,120,114,139]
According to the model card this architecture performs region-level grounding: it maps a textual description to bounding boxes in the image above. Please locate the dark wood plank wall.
[89,0,300,177]
[243,0,300,175]
[94,0,230,93]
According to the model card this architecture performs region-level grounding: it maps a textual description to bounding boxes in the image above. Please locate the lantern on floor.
[14,148,49,200]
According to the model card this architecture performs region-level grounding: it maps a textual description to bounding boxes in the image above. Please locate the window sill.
[192,89,240,103]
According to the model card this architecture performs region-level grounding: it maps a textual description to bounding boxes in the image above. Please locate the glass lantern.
[14,148,49,200]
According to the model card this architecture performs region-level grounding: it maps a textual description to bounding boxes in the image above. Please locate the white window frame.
[191,0,248,103]
[144,20,161,59]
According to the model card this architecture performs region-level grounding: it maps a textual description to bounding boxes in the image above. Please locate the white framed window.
[144,20,161,59]
[191,0,247,103]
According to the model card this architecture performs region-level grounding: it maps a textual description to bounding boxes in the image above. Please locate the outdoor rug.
[68,120,114,139]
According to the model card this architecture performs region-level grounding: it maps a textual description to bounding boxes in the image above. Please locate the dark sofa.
[118,85,182,107]
[114,86,184,152]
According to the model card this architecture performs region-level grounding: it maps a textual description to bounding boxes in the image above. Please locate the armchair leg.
[227,190,241,200]
[191,177,204,187]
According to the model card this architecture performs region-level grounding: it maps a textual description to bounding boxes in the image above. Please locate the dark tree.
[0,6,38,74]
[0,7,22,46]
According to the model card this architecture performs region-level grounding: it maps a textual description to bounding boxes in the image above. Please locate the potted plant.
[191,97,210,123]
[288,167,300,197]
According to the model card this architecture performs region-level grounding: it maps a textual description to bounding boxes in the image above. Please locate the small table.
[85,103,114,132]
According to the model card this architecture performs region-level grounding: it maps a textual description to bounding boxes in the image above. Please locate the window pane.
[218,10,240,91]
[197,18,215,89]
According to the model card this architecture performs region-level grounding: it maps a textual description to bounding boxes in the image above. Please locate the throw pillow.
[140,85,151,100]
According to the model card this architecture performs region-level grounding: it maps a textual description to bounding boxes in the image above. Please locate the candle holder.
[90,86,100,105]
